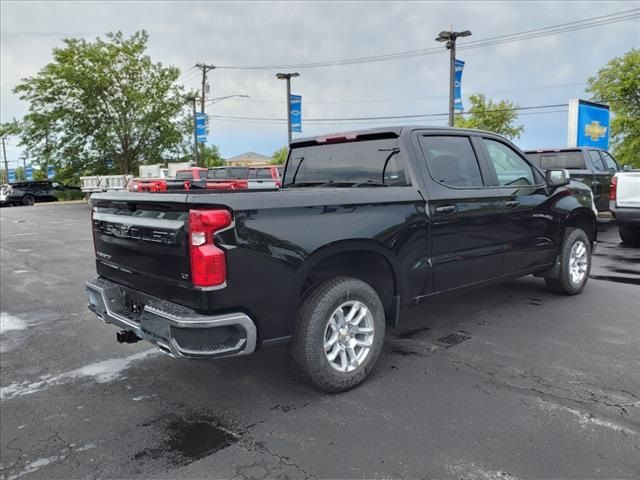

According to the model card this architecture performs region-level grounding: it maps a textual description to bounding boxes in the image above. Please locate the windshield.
[207,167,249,180]
[283,138,407,187]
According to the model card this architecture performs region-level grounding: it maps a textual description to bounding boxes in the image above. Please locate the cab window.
[601,152,619,172]
[588,151,606,171]
[483,139,535,186]
[419,136,483,188]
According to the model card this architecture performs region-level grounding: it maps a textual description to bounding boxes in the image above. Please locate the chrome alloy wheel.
[568,240,588,285]
[323,301,375,373]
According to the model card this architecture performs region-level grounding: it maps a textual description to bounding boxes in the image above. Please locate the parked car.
[206,167,249,190]
[248,166,282,189]
[610,170,640,245]
[525,147,619,212]
[1,180,79,206]
[86,127,597,392]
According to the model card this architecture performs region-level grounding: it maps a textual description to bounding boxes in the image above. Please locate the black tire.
[21,195,35,206]
[619,225,640,246]
[289,277,385,393]
[545,227,591,295]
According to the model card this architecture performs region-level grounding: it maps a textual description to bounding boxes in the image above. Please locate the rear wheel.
[21,195,35,206]
[619,225,640,246]
[289,277,385,393]
[545,227,591,295]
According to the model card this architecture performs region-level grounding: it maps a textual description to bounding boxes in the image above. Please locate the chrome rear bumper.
[86,277,257,359]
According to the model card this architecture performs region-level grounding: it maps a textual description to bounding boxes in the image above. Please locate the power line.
[208,102,569,123]
[211,9,639,70]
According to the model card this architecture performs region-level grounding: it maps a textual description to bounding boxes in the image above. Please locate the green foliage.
[52,189,84,201]
[13,31,192,185]
[455,94,524,140]
[199,144,225,168]
[587,49,640,168]
[271,146,288,165]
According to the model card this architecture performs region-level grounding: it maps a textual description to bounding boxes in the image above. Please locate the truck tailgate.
[92,198,191,290]
[617,172,640,208]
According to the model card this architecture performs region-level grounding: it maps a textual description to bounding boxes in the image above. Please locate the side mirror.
[622,164,631,172]
[546,169,570,187]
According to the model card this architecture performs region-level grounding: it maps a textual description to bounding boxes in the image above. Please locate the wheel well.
[301,250,397,323]
[566,213,596,243]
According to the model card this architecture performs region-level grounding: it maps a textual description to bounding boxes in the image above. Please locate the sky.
[1,1,639,166]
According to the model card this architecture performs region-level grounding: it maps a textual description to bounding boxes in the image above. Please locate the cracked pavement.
[1,204,639,479]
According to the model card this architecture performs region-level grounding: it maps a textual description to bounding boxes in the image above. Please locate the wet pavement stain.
[385,344,421,357]
[529,297,543,306]
[394,326,432,339]
[133,415,239,469]
[606,266,640,276]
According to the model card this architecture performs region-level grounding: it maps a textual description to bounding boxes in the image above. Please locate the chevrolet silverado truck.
[610,170,640,245]
[525,147,619,212]
[86,127,597,392]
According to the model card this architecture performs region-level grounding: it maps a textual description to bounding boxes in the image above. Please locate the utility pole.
[276,72,300,145]
[1,137,8,184]
[195,63,216,114]
[436,28,472,127]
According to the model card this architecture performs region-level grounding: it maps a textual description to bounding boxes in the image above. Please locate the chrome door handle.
[505,200,520,208]
[435,205,457,214]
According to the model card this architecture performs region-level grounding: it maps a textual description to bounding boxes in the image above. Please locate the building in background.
[225,152,271,167]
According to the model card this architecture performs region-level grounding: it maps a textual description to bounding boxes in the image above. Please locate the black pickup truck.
[524,147,619,212]
[86,127,597,392]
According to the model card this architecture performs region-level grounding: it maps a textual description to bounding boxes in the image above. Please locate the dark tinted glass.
[483,139,534,187]
[276,167,284,178]
[534,152,586,170]
[601,152,619,172]
[419,136,483,187]
[283,138,407,186]
[175,171,193,180]
[207,167,249,179]
[256,169,272,179]
[588,151,605,171]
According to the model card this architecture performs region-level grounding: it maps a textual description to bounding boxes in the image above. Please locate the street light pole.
[276,72,300,145]
[435,29,472,127]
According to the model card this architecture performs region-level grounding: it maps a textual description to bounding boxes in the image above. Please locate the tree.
[271,146,288,165]
[455,94,524,140]
[199,144,225,168]
[13,31,191,184]
[587,49,640,168]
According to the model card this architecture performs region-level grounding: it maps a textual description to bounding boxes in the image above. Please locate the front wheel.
[289,277,385,393]
[545,227,591,295]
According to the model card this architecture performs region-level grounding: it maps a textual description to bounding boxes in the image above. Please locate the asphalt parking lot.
[1,202,639,479]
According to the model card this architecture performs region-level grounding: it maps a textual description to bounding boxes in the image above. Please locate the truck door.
[587,150,612,211]
[415,133,505,292]
[479,138,558,274]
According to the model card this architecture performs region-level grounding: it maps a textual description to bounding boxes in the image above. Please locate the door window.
[483,139,535,186]
[588,151,606,171]
[419,136,483,187]
[601,152,619,172]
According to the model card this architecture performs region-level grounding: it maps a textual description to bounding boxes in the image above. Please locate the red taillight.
[189,209,232,288]
[610,175,618,201]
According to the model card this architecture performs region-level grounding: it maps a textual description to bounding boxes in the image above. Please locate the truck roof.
[524,147,607,153]
[290,126,493,147]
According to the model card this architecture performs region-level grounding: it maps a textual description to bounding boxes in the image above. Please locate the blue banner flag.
[290,95,302,133]
[195,113,207,143]
[454,59,465,111]
[8,168,16,183]
[26,166,33,181]
[47,165,55,180]
[567,99,610,149]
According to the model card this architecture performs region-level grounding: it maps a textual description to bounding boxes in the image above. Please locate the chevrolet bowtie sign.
[567,99,610,149]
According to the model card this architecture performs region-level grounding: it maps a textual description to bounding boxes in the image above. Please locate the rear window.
[527,152,586,170]
[208,167,248,179]
[283,138,407,186]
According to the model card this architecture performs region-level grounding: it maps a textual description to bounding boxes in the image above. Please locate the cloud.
[1,0,638,158]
